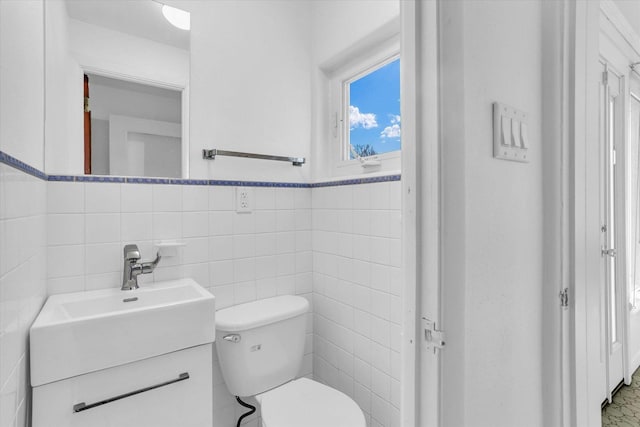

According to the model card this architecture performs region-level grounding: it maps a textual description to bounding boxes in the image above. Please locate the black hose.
[235,396,257,427]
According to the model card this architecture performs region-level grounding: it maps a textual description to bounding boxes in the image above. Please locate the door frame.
[599,55,628,401]
[399,0,440,426]
[562,0,602,426]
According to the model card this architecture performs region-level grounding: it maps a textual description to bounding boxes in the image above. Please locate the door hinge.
[84,96,90,113]
[422,317,445,352]
[559,288,569,308]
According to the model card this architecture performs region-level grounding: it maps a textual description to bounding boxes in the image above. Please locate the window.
[328,39,401,174]
[344,57,401,161]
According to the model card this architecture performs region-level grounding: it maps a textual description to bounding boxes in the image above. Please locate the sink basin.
[30,278,215,387]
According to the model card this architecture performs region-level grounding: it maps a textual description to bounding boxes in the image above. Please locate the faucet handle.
[141,252,162,274]
[123,244,141,261]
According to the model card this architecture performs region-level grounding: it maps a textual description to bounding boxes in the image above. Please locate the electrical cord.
[235,396,256,427]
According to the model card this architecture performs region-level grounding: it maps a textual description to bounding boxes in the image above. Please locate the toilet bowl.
[256,377,365,427]
[215,295,365,427]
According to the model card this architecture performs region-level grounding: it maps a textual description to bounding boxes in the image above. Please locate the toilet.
[215,295,366,427]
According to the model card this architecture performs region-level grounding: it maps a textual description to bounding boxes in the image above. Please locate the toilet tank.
[215,295,309,397]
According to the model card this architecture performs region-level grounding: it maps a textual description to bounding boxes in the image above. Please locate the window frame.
[329,37,401,176]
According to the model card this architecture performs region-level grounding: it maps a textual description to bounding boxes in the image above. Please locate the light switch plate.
[493,102,529,163]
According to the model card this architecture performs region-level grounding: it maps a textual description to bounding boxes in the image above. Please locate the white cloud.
[349,105,378,129]
[390,114,401,124]
[380,124,401,139]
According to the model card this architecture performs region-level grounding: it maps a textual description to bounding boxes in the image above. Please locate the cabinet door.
[33,344,212,427]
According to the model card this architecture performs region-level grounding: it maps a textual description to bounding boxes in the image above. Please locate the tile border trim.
[0,151,400,187]
[0,151,48,180]
[310,174,401,187]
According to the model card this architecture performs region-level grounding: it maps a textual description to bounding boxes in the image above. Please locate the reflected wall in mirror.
[45,0,190,178]
[86,74,182,178]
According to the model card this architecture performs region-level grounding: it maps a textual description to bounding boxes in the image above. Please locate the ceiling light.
[162,4,190,31]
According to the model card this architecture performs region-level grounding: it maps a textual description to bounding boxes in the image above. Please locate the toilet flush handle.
[223,334,241,343]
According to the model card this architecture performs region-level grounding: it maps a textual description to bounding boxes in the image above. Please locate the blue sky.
[348,58,401,157]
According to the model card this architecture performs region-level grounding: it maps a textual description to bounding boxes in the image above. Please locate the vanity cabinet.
[32,344,212,427]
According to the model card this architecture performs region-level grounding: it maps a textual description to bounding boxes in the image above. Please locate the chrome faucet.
[122,244,161,290]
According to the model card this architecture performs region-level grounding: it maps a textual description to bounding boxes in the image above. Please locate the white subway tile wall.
[312,181,402,427]
[0,164,47,427]
[0,173,400,427]
[44,182,313,427]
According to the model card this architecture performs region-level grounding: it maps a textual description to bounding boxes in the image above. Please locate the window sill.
[331,152,401,179]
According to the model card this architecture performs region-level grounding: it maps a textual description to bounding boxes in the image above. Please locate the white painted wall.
[440,1,545,426]
[309,0,399,181]
[613,0,640,37]
[90,80,181,123]
[310,1,399,67]
[188,0,311,182]
[108,115,181,178]
[68,18,189,88]
[0,0,45,170]
[44,0,83,176]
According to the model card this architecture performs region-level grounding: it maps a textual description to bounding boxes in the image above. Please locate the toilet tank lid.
[216,295,309,332]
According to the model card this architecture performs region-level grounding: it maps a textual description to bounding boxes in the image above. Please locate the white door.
[600,61,625,403]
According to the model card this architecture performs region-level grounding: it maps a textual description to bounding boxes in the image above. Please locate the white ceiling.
[613,0,640,39]
[65,0,190,51]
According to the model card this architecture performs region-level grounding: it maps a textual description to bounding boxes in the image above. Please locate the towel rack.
[202,149,305,166]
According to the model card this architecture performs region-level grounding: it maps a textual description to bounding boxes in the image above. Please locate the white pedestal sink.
[30,278,215,387]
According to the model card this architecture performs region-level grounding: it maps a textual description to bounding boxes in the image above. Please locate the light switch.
[511,120,520,147]
[501,117,510,146]
[492,102,529,163]
[520,123,529,149]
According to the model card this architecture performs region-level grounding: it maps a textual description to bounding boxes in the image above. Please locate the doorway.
[599,59,626,404]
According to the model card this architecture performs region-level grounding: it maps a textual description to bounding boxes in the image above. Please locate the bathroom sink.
[30,278,215,387]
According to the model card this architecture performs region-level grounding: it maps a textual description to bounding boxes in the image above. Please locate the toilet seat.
[256,378,366,427]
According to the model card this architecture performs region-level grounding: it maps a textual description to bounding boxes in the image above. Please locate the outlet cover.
[236,187,253,213]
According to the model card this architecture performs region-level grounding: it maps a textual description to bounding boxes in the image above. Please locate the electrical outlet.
[236,187,253,213]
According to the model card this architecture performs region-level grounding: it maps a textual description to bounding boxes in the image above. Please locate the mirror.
[44,0,189,178]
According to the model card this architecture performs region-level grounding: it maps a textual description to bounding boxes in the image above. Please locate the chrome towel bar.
[202,149,305,166]
[72,372,190,413]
